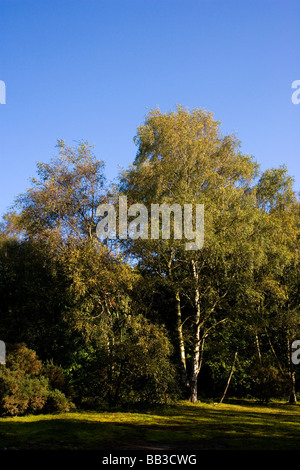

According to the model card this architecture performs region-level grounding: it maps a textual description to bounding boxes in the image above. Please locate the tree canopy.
[0,105,299,413]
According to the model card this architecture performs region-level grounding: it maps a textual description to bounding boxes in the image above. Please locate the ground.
[0,400,299,451]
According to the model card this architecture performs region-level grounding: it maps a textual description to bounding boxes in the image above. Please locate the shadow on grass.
[1,401,300,451]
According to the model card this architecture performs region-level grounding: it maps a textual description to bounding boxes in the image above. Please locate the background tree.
[0,232,75,364]
[1,140,177,408]
[14,140,106,242]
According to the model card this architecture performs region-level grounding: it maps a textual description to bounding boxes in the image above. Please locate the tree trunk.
[255,332,262,364]
[219,349,238,403]
[190,375,198,403]
[176,290,188,388]
[289,371,297,404]
[189,260,201,403]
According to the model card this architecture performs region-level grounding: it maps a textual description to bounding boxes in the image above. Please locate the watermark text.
[291,80,300,104]
[96,196,204,250]
[0,341,6,364]
[0,80,6,104]
[292,340,300,365]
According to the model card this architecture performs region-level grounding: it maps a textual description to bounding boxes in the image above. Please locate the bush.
[6,343,42,377]
[42,360,73,397]
[0,370,49,416]
[0,343,74,416]
[44,389,75,413]
[251,361,290,403]
[71,315,179,407]
[114,315,178,405]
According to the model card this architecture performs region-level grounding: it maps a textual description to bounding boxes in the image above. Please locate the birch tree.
[119,105,260,402]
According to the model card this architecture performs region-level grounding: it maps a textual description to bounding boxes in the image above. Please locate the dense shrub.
[0,343,74,416]
[6,343,42,377]
[43,389,75,413]
[42,360,73,397]
[251,361,291,403]
[71,315,179,408]
[113,315,179,405]
[0,371,49,416]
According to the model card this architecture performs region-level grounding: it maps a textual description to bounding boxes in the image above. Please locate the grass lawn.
[0,400,300,451]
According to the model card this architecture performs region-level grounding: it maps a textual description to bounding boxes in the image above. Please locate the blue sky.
[0,0,299,217]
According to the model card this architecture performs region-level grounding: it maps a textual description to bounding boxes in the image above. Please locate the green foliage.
[6,343,43,377]
[251,361,291,403]
[0,235,76,365]
[0,113,299,410]
[43,389,75,413]
[42,360,73,397]
[14,140,106,241]
[0,371,49,416]
[0,344,74,416]
[70,315,178,408]
[112,315,178,404]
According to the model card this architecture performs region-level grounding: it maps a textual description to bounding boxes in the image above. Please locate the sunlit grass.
[0,400,300,450]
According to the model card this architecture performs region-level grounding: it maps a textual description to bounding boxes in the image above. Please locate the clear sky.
[0,0,299,217]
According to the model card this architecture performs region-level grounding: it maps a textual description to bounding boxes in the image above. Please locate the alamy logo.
[291,80,300,105]
[0,341,6,364]
[0,80,6,104]
[291,340,300,365]
[96,196,204,250]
